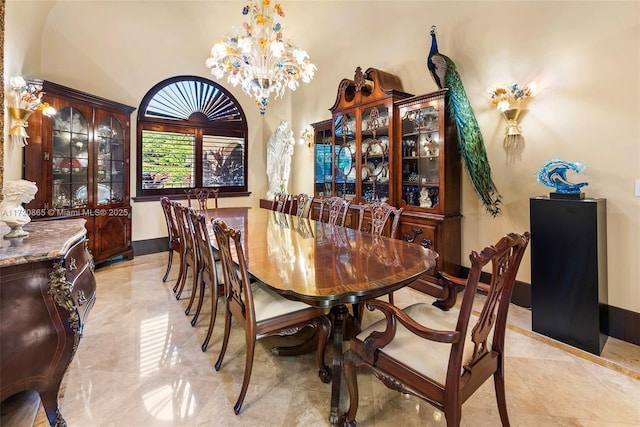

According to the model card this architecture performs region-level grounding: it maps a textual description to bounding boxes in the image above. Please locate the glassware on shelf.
[52,179,70,208]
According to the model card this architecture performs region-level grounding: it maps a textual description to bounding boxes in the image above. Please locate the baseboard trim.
[456,268,639,347]
[606,305,640,346]
[511,280,531,308]
[133,237,168,256]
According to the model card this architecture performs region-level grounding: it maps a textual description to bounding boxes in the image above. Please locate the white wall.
[4,0,639,313]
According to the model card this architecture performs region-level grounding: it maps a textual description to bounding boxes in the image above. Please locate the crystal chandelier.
[205,1,316,115]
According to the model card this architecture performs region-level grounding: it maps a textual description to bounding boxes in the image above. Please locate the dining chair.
[271,192,289,213]
[319,196,351,226]
[160,197,182,283]
[357,201,403,238]
[189,209,225,347]
[195,187,219,210]
[211,219,331,415]
[342,231,530,427]
[172,203,199,314]
[290,192,312,219]
[356,201,404,305]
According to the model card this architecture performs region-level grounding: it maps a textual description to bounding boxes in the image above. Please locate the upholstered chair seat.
[357,303,481,384]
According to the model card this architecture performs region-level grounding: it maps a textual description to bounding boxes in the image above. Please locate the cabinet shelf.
[361,126,389,136]
[402,128,439,137]
[402,181,439,186]
[395,89,462,309]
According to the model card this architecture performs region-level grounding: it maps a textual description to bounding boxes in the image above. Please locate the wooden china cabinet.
[394,90,462,309]
[24,80,136,264]
[316,68,462,309]
[326,66,413,226]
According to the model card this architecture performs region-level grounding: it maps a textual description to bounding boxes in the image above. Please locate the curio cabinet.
[394,90,462,308]
[24,80,136,264]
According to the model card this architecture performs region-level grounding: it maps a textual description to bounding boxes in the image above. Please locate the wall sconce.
[7,76,56,147]
[488,81,535,163]
[299,125,314,156]
[8,107,34,146]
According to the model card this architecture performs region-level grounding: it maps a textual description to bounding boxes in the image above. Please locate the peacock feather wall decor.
[427,26,502,216]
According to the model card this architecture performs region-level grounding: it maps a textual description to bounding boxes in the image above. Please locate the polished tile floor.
[31,252,640,426]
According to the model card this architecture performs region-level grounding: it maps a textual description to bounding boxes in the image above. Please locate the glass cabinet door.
[52,106,89,208]
[333,113,356,200]
[360,104,390,203]
[96,116,125,205]
[314,125,333,197]
[400,105,441,209]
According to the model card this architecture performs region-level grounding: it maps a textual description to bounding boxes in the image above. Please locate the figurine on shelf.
[419,187,432,208]
[0,180,38,238]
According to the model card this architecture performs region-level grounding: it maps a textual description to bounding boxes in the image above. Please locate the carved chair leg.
[201,283,219,352]
[444,404,461,427]
[494,363,511,427]
[214,306,233,371]
[342,349,360,427]
[185,263,200,315]
[175,268,187,299]
[190,269,206,326]
[163,249,174,282]
[172,251,185,293]
[234,332,257,415]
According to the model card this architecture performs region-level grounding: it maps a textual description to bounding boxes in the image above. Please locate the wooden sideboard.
[0,219,96,426]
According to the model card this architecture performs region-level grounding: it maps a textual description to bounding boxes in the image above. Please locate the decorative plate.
[76,184,112,204]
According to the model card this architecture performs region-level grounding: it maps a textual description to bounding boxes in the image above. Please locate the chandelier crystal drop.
[205,0,316,115]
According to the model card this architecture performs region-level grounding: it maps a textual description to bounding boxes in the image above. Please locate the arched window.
[135,75,249,200]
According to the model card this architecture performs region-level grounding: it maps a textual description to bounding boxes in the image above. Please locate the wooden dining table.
[204,207,438,425]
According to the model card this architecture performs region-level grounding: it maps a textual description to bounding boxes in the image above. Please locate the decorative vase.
[8,107,34,147]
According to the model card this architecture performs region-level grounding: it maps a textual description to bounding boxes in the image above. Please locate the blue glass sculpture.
[536,159,588,196]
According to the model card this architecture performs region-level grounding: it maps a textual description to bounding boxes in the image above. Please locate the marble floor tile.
[21,252,638,426]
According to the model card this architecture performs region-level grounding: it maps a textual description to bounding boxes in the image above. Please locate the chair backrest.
[357,202,403,238]
[211,219,254,327]
[448,232,530,382]
[290,193,312,219]
[174,202,197,263]
[319,196,351,226]
[160,196,179,248]
[272,192,289,213]
[190,209,218,287]
[195,188,219,210]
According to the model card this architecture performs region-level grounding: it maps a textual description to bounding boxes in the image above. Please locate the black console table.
[530,196,608,355]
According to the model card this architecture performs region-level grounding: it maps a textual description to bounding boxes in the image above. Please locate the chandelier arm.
[205,0,316,115]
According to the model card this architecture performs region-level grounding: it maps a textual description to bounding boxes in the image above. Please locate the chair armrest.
[361,300,461,357]
[440,271,490,293]
[439,271,467,287]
